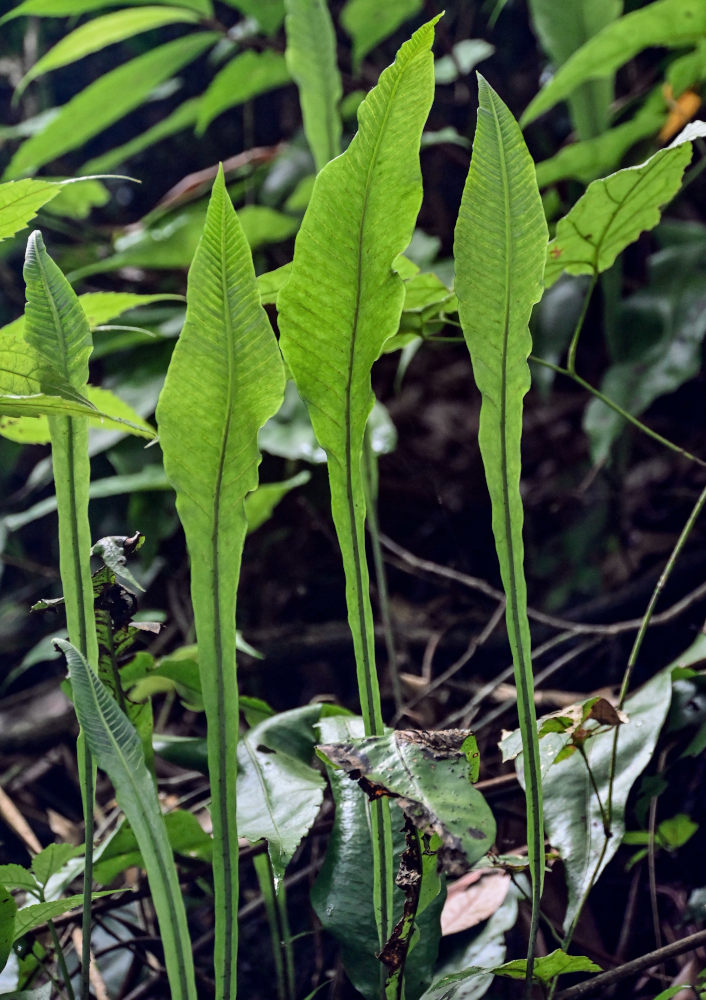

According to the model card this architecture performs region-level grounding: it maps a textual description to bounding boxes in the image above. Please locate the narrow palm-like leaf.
[284,0,342,171]
[278,18,437,951]
[5,33,218,178]
[522,0,706,127]
[16,7,200,97]
[56,639,197,1000]
[453,76,548,990]
[544,122,706,287]
[196,50,291,134]
[156,167,285,1000]
[1,0,212,23]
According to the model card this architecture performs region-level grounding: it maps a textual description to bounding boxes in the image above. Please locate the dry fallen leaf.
[440,868,511,936]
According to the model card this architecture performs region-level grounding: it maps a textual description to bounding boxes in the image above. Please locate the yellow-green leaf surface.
[5,33,218,178]
[453,76,548,982]
[57,640,197,1000]
[0,384,155,443]
[156,167,285,1000]
[278,17,437,734]
[522,0,706,127]
[16,7,201,96]
[544,122,706,287]
[196,50,291,134]
[1,0,212,22]
[23,230,97,665]
[284,0,342,171]
[0,178,61,241]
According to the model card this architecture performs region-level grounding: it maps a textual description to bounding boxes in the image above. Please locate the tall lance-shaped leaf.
[23,230,99,999]
[277,18,438,952]
[56,639,197,1000]
[284,0,342,171]
[453,76,548,989]
[156,166,285,1000]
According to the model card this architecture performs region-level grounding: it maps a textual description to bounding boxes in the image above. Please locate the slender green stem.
[363,432,402,715]
[530,356,706,469]
[254,853,287,1000]
[566,275,597,376]
[576,744,609,836]
[277,880,296,1000]
[48,917,76,1000]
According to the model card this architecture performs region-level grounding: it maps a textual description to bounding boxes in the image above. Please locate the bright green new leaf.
[56,639,197,1000]
[278,17,437,733]
[284,0,342,171]
[16,7,201,97]
[453,74,547,977]
[156,167,285,1000]
[219,0,285,35]
[196,50,291,134]
[0,384,156,443]
[0,886,16,974]
[5,33,219,178]
[494,949,602,984]
[0,0,212,22]
[527,0,621,139]
[522,0,706,127]
[341,0,423,67]
[544,122,706,287]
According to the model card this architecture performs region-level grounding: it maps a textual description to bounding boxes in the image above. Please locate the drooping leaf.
[535,87,666,187]
[284,0,342,171]
[522,0,706,127]
[196,50,291,134]
[514,634,706,931]
[1,0,211,21]
[544,122,706,287]
[5,33,219,178]
[584,242,706,461]
[156,167,284,1000]
[278,17,437,731]
[319,729,495,874]
[0,178,62,241]
[0,886,16,974]
[341,0,424,67]
[16,6,201,97]
[527,0,621,139]
[56,639,196,999]
[453,74,547,971]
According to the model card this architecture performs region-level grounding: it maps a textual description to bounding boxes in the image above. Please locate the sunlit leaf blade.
[5,33,218,178]
[0,384,155,441]
[16,6,200,97]
[196,50,291,134]
[544,123,706,287]
[156,166,285,1000]
[278,17,438,732]
[23,231,97,664]
[284,0,342,171]
[0,0,212,22]
[341,0,423,67]
[56,639,197,1000]
[0,179,61,241]
[527,0,621,140]
[522,0,706,127]
[453,75,548,976]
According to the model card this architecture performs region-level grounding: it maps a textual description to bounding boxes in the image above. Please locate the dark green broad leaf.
[0,885,16,974]
[312,717,445,1000]
[544,122,706,287]
[196,50,291,133]
[522,0,706,127]
[583,241,706,462]
[319,729,495,875]
[341,0,423,66]
[510,632,706,931]
[5,33,219,178]
[57,639,197,1000]
[284,0,342,171]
